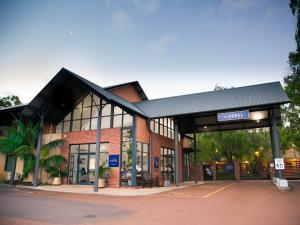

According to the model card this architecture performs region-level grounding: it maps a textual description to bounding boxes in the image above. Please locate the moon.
[69,30,73,35]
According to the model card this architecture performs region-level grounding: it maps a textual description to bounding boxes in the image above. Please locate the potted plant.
[44,155,67,185]
[98,162,110,188]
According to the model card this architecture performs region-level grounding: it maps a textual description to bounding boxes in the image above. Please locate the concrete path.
[0,180,299,225]
[1,181,202,196]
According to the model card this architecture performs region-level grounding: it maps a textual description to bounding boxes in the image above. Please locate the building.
[0,68,290,189]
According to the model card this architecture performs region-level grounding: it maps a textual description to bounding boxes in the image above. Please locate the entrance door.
[78,154,89,184]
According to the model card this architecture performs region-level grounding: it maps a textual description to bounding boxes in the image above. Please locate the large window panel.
[101,116,110,129]
[63,121,71,132]
[113,115,122,128]
[73,108,82,120]
[72,120,81,132]
[81,119,90,130]
[123,114,133,127]
[102,104,111,116]
[56,92,134,133]
[82,107,91,119]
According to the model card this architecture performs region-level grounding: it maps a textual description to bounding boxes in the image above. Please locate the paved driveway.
[0,181,300,225]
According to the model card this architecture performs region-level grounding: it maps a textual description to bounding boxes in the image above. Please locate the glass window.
[63,121,71,132]
[56,122,63,133]
[5,155,14,171]
[64,113,71,121]
[114,115,122,127]
[101,116,111,129]
[73,108,82,120]
[81,119,90,130]
[160,124,164,136]
[79,144,89,153]
[164,126,168,137]
[83,94,92,107]
[154,121,159,133]
[150,120,154,132]
[102,104,111,116]
[123,114,133,127]
[91,106,99,118]
[75,101,82,109]
[114,106,122,115]
[72,120,81,131]
[90,118,97,130]
[92,94,100,105]
[82,107,91,119]
[89,144,96,153]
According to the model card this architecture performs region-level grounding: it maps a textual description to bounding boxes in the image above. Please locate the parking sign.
[274,158,285,170]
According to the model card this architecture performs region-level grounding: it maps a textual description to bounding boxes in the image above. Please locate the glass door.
[78,154,89,184]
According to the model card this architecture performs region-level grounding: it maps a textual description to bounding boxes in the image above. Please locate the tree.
[196,129,272,164]
[0,119,37,184]
[281,0,300,152]
[0,95,22,109]
[0,119,65,184]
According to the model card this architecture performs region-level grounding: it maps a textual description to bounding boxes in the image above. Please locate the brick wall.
[151,133,183,183]
[108,85,143,103]
[61,128,121,187]
[136,116,149,144]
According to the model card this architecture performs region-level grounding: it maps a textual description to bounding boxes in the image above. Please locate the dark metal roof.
[0,104,28,126]
[105,81,148,101]
[20,68,146,123]
[134,82,289,118]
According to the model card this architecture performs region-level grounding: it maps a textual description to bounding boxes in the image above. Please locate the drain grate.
[83,214,97,219]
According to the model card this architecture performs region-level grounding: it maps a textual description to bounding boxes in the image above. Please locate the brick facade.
[108,84,143,103]
[40,84,187,188]
[61,128,121,187]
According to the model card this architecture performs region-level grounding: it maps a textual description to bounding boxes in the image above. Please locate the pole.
[33,117,44,187]
[94,99,103,192]
[193,133,198,184]
[174,120,179,187]
[131,115,137,186]
[271,110,283,179]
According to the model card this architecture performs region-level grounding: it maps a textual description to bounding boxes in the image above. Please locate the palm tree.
[0,119,65,184]
[0,119,36,184]
[20,133,65,183]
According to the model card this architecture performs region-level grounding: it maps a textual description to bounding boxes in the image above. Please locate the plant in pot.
[44,155,67,185]
[98,162,110,188]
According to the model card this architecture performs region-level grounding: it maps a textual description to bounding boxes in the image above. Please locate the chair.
[142,172,154,188]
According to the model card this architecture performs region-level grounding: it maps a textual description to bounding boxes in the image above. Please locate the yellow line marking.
[203,183,235,198]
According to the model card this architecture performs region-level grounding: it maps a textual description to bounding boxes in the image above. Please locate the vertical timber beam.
[94,99,103,192]
[131,114,137,186]
[33,117,44,187]
[270,109,283,179]
[193,133,198,184]
[174,119,179,187]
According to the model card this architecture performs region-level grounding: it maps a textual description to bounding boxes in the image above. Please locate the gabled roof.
[134,82,289,118]
[0,104,28,126]
[105,81,148,100]
[20,68,146,122]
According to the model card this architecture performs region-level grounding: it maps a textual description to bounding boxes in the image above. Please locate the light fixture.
[256,120,260,123]
[204,126,207,129]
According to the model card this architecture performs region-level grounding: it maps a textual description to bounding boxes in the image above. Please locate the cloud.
[112,11,134,33]
[220,0,259,10]
[132,0,160,14]
[149,34,177,58]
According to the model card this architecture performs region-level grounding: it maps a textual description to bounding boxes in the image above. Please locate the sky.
[0,0,296,103]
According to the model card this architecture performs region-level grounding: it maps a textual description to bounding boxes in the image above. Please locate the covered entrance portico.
[136,82,290,189]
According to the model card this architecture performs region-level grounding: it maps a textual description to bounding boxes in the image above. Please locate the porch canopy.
[135,81,289,187]
[134,82,289,134]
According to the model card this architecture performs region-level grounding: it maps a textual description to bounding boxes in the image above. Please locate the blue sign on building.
[217,110,249,122]
[109,154,119,167]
